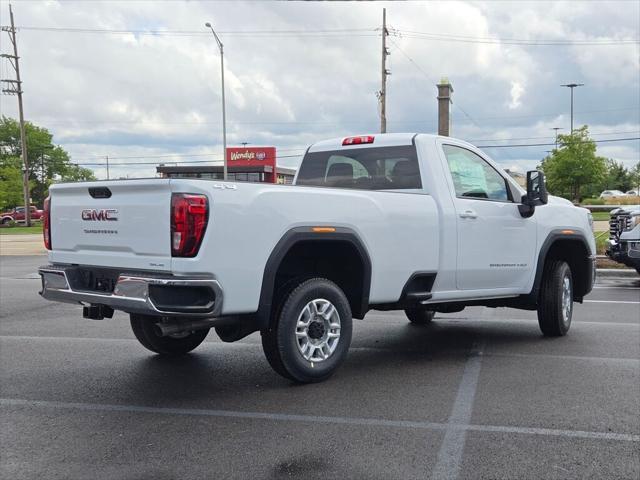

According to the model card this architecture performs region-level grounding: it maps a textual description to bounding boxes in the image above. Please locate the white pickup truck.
[39,133,596,382]
[606,205,640,274]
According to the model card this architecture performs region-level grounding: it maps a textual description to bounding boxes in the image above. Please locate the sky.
[0,0,638,180]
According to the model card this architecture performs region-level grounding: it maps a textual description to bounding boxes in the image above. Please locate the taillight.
[43,196,51,250]
[171,193,208,257]
[342,135,375,146]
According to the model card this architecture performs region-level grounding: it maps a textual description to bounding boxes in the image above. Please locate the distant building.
[156,146,296,184]
[156,164,296,184]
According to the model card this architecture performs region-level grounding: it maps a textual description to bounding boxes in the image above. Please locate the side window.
[442,145,510,202]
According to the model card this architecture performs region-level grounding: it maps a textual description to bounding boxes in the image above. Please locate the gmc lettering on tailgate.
[81,209,118,221]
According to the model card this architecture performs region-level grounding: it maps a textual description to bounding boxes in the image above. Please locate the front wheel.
[261,278,352,383]
[537,260,573,336]
[130,314,209,356]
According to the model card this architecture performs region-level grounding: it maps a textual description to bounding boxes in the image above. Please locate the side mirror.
[526,170,548,205]
[519,170,548,217]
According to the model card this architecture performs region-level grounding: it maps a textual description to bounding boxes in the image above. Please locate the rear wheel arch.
[257,227,372,329]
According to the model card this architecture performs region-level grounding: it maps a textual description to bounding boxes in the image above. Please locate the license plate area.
[66,268,120,293]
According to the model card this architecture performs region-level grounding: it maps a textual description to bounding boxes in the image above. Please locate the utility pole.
[551,127,563,150]
[1,4,31,226]
[561,83,584,134]
[106,155,110,180]
[378,8,390,133]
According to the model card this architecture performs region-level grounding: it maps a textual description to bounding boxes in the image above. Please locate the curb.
[596,268,638,278]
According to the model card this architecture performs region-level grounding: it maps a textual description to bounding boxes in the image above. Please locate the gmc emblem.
[81,209,118,221]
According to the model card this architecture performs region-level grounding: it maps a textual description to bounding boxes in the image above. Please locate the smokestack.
[437,78,453,136]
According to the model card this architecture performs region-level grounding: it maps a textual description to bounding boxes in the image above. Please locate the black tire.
[405,308,435,325]
[261,278,352,383]
[0,217,10,225]
[130,314,209,356]
[537,260,573,337]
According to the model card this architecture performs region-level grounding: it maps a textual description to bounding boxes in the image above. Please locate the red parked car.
[0,205,44,224]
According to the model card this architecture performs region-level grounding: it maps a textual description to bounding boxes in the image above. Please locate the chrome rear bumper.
[39,265,223,317]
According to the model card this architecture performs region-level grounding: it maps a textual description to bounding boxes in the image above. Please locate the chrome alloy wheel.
[295,298,341,363]
[561,274,573,324]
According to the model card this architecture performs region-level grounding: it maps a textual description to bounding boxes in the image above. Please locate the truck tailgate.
[48,180,172,271]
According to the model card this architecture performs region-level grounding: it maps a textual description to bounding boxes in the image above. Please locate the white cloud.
[508,81,525,109]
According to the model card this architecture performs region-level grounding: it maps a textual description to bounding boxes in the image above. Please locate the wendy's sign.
[226,147,276,169]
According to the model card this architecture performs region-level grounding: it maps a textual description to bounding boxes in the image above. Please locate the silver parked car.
[599,190,625,199]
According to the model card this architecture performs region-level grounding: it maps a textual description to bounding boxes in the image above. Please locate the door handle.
[459,209,478,219]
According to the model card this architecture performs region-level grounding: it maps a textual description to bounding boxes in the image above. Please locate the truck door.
[441,144,536,290]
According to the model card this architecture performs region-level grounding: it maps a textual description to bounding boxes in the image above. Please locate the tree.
[601,159,631,192]
[0,165,24,211]
[630,161,640,193]
[0,116,95,209]
[539,126,607,202]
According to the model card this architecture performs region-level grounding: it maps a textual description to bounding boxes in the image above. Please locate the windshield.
[296,145,422,190]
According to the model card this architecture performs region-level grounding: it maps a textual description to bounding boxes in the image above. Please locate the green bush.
[0,219,16,228]
[582,198,604,205]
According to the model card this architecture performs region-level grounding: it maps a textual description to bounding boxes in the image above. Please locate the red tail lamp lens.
[171,193,208,257]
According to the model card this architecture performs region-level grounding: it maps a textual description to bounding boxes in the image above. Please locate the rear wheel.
[261,278,352,383]
[537,260,573,337]
[404,308,435,325]
[130,314,209,356]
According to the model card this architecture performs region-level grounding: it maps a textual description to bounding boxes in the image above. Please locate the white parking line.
[593,286,639,290]
[583,300,640,304]
[366,315,640,327]
[1,397,637,443]
[1,335,638,364]
[432,340,485,480]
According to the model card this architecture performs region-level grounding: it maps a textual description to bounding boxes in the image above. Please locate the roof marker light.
[342,136,375,146]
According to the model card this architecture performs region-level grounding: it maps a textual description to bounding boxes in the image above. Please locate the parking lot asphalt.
[1,255,638,480]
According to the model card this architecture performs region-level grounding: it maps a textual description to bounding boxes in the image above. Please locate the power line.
[387,38,433,82]
[69,148,307,162]
[389,37,480,126]
[393,28,639,46]
[477,137,640,149]
[455,107,639,122]
[16,25,378,37]
[469,131,640,143]
[69,137,639,166]
[15,25,639,45]
[71,153,304,166]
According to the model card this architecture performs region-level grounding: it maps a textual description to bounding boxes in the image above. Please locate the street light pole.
[205,22,227,181]
[551,127,563,150]
[560,83,584,134]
